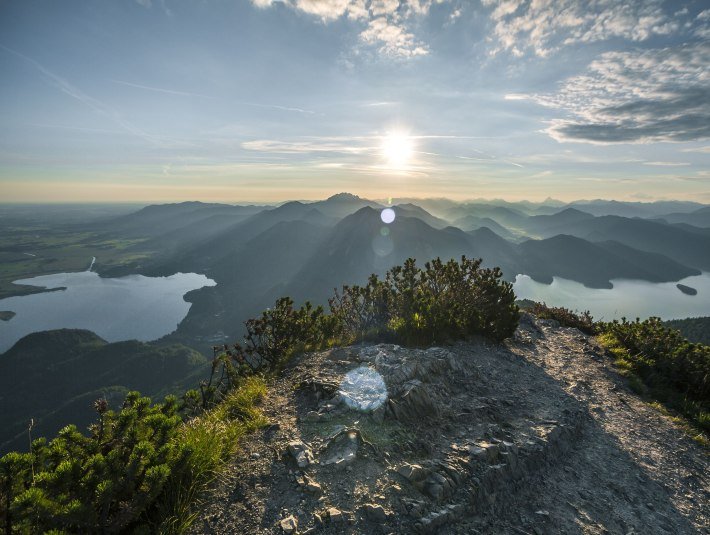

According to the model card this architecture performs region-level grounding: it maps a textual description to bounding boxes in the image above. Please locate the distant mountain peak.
[326,192,362,202]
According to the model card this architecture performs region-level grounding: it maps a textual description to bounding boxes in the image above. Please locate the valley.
[2,194,709,354]
[1,194,709,453]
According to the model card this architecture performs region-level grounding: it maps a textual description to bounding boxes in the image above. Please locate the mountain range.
[2,193,709,453]
[86,193,709,351]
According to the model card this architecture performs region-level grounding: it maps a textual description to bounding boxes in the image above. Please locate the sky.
[0,0,709,203]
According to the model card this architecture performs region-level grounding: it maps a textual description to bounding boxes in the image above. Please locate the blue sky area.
[1,0,708,202]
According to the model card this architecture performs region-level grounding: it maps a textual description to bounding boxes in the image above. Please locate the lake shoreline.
[0,271,216,354]
[513,271,710,322]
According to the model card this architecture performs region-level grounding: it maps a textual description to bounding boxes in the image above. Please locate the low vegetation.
[0,377,266,534]
[522,304,709,437]
[0,256,519,533]
[3,254,706,532]
[599,317,709,436]
[214,256,518,376]
[663,317,710,346]
[526,302,595,335]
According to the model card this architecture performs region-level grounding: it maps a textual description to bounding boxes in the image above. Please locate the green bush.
[599,317,710,432]
[0,377,266,534]
[329,256,519,346]
[217,256,519,375]
[663,317,710,346]
[529,302,595,335]
[1,393,185,533]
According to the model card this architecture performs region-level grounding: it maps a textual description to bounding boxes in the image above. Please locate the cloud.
[242,102,316,114]
[292,0,354,21]
[482,0,680,57]
[642,161,690,167]
[0,44,165,147]
[249,0,447,57]
[360,16,429,57]
[681,145,710,153]
[134,0,173,16]
[111,79,212,98]
[526,42,710,144]
[242,138,374,154]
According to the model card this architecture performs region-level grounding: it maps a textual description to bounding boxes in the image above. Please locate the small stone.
[479,442,500,463]
[397,463,426,482]
[425,483,444,501]
[362,503,388,522]
[280,515,298,533]
[303,411,320,422]
[303,475,323,495]
[288,441,315,468]
[328,507,345,523]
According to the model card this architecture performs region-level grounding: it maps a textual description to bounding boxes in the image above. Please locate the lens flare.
[381,208,395,224]
[339,366,388,412]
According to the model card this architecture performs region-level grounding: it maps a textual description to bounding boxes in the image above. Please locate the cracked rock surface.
[191,315,709,534]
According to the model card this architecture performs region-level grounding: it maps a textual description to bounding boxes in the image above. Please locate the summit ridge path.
[191,315,709,534]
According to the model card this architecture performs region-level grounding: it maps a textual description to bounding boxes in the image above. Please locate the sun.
[381,131,414,169]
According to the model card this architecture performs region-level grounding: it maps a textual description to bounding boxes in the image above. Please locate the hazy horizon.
[0,192,708,206]
[1,0,709,203]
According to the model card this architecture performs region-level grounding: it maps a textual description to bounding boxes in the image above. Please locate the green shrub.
[1,393,184,533]
[0,378,266,534]
[216,256,519,375]
[528,302,595,335]
[329,256,519,346]
[599,317,710,432]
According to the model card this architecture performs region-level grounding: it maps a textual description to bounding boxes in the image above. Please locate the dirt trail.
[191,315,709,534]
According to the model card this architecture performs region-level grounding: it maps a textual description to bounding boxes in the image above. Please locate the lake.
[0,271,216,353]
[514,272,710,322]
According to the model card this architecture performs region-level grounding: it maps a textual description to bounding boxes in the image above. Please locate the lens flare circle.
[381,208,395,224]
[372,234,394,256]
[339,366,388,412]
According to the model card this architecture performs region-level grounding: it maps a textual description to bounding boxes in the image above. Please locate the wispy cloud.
[642,161,691,167]
[242,102,316,114]
[111,79,213,98]
[250,0,447,58]
[0,44,165,147]
[482,0,681,57]
[360,100,399,107]
[242,138,374,154]
[681,145,710,153]
[520,42,710,144]
[112,78,316,114]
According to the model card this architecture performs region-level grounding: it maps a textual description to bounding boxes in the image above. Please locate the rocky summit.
[191,315,708,534]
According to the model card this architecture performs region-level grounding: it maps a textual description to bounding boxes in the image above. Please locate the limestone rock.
[327,507,345,523]
[361,503,388,522]
[301,474,323,495]
[397,463,427,483]
[280,515,298,533]
[388,380,440,423]
[321,430,359,466]
[288,441,315,468]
